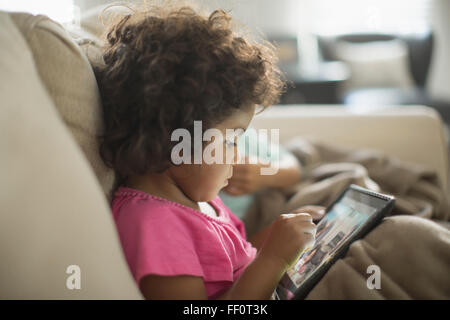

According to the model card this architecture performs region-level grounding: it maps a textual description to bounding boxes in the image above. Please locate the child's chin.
[197,189,221,202]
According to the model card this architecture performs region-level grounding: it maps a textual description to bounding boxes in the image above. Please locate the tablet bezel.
[276,184,395,300]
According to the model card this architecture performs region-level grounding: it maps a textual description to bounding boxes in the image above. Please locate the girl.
[95,4,324,299]
[219,128,304,221]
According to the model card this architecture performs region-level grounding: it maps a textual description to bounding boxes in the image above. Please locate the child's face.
[169,105,256,202]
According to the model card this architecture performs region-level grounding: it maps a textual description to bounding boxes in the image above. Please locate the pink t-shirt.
[111,186,258,299]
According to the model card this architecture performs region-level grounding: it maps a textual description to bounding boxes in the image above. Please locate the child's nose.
[233,145,242,165]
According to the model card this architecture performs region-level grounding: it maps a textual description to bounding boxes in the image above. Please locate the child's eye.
[225,140,237,148]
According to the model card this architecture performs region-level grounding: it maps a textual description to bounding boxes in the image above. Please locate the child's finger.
[223,186,245,196]
[292,205,326,221]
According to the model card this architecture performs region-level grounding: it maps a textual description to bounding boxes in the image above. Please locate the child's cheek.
[201,164,229,189]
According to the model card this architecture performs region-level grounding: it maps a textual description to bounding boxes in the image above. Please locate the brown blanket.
[242,138,450,299]
[307,215,450,299]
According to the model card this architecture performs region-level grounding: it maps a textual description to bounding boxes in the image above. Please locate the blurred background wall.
[1,0,449,109]
[428,0,450,102]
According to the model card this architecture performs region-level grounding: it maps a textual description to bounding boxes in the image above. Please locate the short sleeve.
[115,202,205,285]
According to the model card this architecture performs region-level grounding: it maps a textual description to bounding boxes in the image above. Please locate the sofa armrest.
[251,105,449,193]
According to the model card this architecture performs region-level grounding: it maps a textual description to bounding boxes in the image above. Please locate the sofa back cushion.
[0,11,142,299]
[10,12,115,201]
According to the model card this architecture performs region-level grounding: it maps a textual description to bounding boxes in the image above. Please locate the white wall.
[75,0,307,36]
[76,0,449,102]
[428,0,450,103]
[205,0,308,35]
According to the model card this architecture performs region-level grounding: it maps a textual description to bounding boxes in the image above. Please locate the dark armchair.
[317,31,434,106]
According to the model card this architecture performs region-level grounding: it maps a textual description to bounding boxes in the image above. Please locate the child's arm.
[264,152,302,188]
[224,153,301,196]
[140,213,316,300]
[139,253,285,300]
[219,212,317,299]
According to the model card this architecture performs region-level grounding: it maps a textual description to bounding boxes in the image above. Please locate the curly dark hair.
[95,4,285,182]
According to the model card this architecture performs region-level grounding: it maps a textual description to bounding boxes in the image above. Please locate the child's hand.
[224,155,302,196]
[259,213,317,271]
[224,156,267,195]
[291,205,326,222]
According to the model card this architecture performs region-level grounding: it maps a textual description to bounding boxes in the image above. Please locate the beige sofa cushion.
[0,11,142,299]
[252,105,449,193]
[335,39,415,92]
[10,12,115,201]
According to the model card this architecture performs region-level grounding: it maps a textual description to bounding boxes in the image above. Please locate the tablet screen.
[276,187,389,300]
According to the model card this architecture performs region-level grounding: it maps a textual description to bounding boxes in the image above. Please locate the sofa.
[1,10,448,299]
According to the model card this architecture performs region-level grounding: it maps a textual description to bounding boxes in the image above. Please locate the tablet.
[275,184,395,300]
